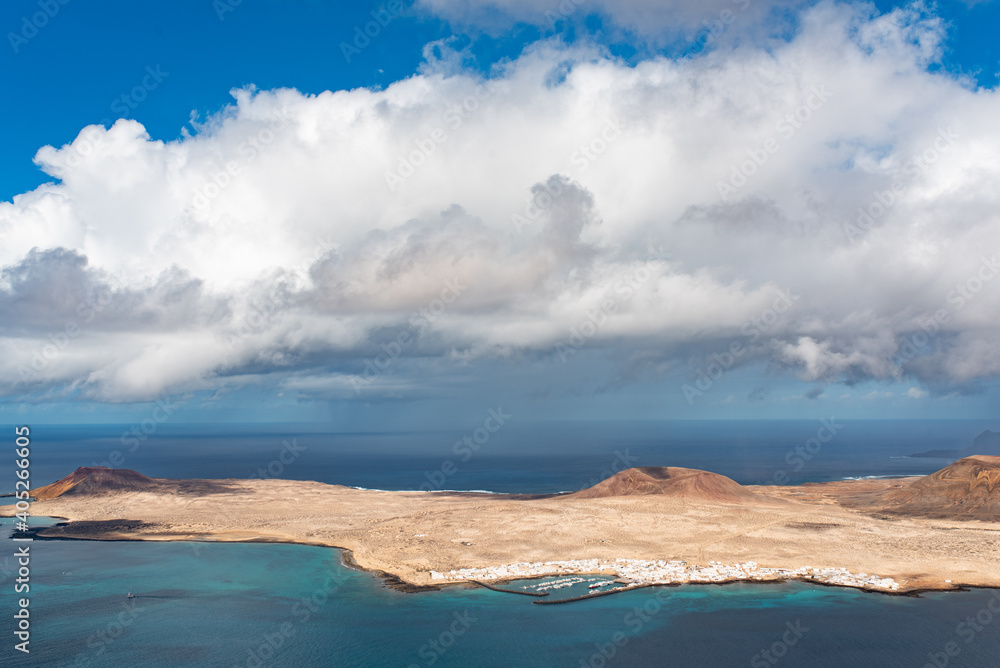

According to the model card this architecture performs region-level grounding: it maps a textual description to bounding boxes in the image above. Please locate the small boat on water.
[126,592,135,598]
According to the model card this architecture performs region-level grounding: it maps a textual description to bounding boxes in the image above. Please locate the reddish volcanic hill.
[567,466,764,504]
[881,456,1000,518]
[31,467,158,501]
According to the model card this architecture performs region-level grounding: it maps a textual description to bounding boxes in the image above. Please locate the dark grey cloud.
[0,248,220,335]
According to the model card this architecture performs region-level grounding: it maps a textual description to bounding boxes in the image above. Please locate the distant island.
[910,429,1000,459]
[4,457,999,598]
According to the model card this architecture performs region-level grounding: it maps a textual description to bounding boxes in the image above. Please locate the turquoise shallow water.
[3,518,1000,667]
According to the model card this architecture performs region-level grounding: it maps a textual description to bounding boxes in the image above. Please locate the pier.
[470,580,549,597]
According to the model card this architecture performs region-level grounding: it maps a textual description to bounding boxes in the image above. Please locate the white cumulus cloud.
[1,2,998,404]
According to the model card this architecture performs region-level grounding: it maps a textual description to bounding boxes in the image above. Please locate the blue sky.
[1,0,441,198]
[2,0,1000,426]
[3,0,998,200]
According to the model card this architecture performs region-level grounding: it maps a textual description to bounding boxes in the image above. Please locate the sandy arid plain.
[4,457,999,595]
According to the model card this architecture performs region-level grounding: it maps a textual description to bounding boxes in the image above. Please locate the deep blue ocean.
[2,420,999,667]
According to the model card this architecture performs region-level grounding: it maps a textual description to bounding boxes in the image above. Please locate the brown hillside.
[567,466,764,504]
[880,455,1000,518]
[31,467,158,501]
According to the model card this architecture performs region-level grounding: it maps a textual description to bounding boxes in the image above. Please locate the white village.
[431,558,901,593]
